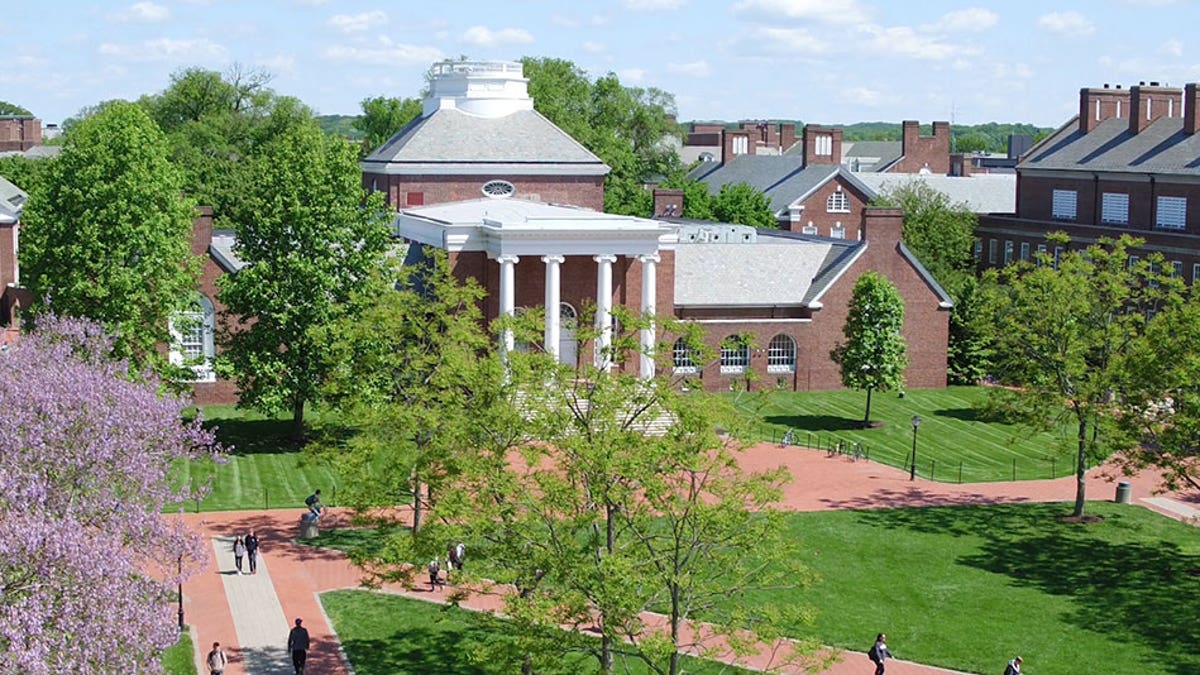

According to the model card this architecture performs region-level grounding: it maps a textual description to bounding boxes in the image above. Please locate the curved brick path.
[173,443,1198,675]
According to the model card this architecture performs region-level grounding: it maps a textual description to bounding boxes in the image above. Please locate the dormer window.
[482,180,516,198]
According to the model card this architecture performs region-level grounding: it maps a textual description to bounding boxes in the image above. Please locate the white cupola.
[422,61,534,118]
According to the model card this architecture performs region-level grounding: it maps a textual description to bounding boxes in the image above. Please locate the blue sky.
[6,0,1199,128]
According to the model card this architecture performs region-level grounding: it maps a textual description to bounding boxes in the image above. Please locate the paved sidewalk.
[175,444,1199,675]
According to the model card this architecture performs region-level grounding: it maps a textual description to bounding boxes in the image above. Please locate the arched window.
[672,337,699,374]
[169,295,216,382]
[767,334,796,373]
[827,190,849,213]
[719,335,750,374]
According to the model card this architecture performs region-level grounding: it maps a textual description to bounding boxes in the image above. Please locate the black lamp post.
[177,553,185,630]
[909,415,921,481]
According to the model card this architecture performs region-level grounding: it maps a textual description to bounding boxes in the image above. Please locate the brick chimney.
[801,125,842,167]
[652,188,684,218]
[721,129,752,162]
[779,123,797,152]
[1079,85,1131,133]
[861,207,903,248]
[1129,83,1184,134]
[1182,83,1199,135]
[949,153,973,177]
[901,120,920,155]
[191,206,215,256]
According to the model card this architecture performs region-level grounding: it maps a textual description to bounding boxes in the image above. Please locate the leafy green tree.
[711,182,776,228]
[952,132,992,153]
[987,235,1180,517]
[0,155,51,196]
[217,118,392,440]
[354,96,422,156]
[21,101,199,370]
[874,180,983,382]
[946,276,995,385]
[0,101,32,116]
[831,272,908,426]
[657,176,714,220]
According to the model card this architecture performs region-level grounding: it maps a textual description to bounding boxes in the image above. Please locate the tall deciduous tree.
[22,100,200,370]
[354,96,422,156]
[831,272,908,426]
[218,119,393,440]
[0,315,218,673]
[0,101,33,116]
[711,182,776,228]
[987,235,1180,517]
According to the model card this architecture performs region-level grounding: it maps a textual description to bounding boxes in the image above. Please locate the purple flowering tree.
[0,316,220,673]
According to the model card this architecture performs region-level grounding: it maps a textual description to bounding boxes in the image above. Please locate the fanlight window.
[766,334,796,373]
[719,336,750,374]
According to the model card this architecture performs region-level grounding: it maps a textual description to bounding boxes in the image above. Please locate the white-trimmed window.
[815,134,832,156]
[988,239,998,264]
[481,180,516,199]
[1156,196,1187,230]
[802,224,819,235]
[1192,263,1200,284]
[1171,261,1183,278]
[766,334,796,374]
[719,336,750,374]
[1054,246,1064,269]
[974,238,983,262]
[672,337,698,375]
[1052,190,1078,221]
[169,295,216,382]
[1128,255,1140,270]
[1019,242,1030,261]
[830,224,846,239]
[827,190,849,213]
[1101,192,1130,225]
[1004,240,1014,264]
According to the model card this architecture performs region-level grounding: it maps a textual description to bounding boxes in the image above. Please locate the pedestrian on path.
[1004,656,1023,674]
[206,641,228,675]
[428,558,442,591]
[287,618,310,674]
[454,541,466,571]
[868,633,894,675]
[305,489,323,520]
[233,536,246,575]
[245,531,260,574]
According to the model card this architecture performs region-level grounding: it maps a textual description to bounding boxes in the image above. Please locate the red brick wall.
[894,121,950,174]
[1079,87,1131,133]
[1129,85,1183,134]
[364,173,605,212]
[0,118,41,152]
[1016,173,1200,234]
[785,176,871,239]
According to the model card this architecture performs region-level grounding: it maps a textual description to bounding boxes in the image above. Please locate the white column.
[594,254,617,371]
[638,254,659,379]
[542,255,564,361]
[497,254,519,358]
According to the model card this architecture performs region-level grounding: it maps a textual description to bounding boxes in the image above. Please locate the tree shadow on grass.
[932,407,983,422]
[853,504,1200,675]
[199,417,355,456]
[762,415,863,432]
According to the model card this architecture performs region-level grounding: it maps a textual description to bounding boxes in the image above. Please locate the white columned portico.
[594,254,617,371]
[542,255,564,360]
[497,254,520,358]
[638,254,659,379]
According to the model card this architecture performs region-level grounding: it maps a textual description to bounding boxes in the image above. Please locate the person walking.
[428,558,442,591]
[1004,656,1023,674]
[245,531,260,574]
[232,536,246,575]
[305,489,323,519]
[454,541,466,571]
[868,633,894,675]
[205,641,228,675]
[287,618,310,674]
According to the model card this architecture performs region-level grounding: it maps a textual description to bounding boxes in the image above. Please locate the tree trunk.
[668,582,681,675]
[1073,417,1088,518]
[411,470,423,535]
[599,503,617,675]
[863,388,874,426]
[290,397,305,442]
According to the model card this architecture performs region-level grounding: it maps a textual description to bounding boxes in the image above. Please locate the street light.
[909,415,921,481]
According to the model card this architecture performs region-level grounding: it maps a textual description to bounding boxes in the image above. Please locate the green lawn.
[733,386,1076,482]
[162,628,196,675]
[322,590,750,674]
[168,405,343,512]
[318,503,1200,675]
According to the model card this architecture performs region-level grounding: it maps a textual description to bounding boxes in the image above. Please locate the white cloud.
[858,24,961,60]
[991,62,1034,81]
[732,0,868,25]
[618,68,646,83]
[295,0,330,5]
[98,38,227,62]
[621,0,686,10]
[327,11,388,34]
[1037,11,1094,37]
[460,26,534,47]
[743,26,828,55]
[667,60,710,77]
[111,1,170,23]
[1161,38,1184,57]
[256,53,297,77]
[839,86,883,106]
[321,39,442,66]
[551,15,580,28]
[583,41,607,54]
[933,7,998,33]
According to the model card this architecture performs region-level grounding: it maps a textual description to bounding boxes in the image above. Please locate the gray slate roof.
[0,175,26,224]
[0,146,61,160]
[688,155,878,214]
[853,173,1017,214]
[1021,116,1200,176]
[842,141,903,172]
[361,108,608,175]
[209,230,246,273]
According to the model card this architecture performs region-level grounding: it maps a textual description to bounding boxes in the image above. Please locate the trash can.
[1115,481,1132,504]
[298,512,319,539]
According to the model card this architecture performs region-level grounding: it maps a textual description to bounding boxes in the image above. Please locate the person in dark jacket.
[245,531,260,574]
[287,618,310,674]
[869,633,894,675]
[1004,656,1023,675]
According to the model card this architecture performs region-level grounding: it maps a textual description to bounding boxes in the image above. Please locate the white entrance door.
[559,303,578,367]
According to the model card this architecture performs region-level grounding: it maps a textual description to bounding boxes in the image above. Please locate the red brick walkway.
[174,444,1197,674]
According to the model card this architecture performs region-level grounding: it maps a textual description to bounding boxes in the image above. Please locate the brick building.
[386,61,950,391]
[0,116,41,153]
[977,82,1200,275]
[0,176,28,340]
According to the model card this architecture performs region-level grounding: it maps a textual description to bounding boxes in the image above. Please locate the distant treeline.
[838,122,1052,154]
[316,115,364,140]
